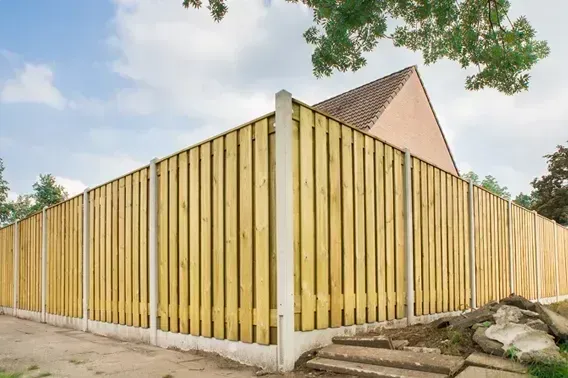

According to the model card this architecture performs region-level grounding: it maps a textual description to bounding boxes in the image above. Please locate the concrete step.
[318,344,464,376]
[456,366,529,377]
[307,357,448,378]
[465,352,528,374]
[333,335,394,349]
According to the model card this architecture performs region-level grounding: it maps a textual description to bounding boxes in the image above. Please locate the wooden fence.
[1,95,568,356]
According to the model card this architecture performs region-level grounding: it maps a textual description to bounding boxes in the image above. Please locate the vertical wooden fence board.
[94,190,100,320]
[178,153,189,334]
[315,113,330,329]
[376,141,387,322]
[119,178,126,325]
[394,150,405,319]
[427,165,435,314]
[225,132,238,340]
[292,112,302,331]
[365,136,377,323]
[158,161,169,331]
[100,187,107,322]
[354,132,366,324]
[447,177,455,311]
[329,120,342,327]
[384,145,396,320]
[200,142,212,338]
[342,126,355,325]
[440,172,448,312]
[212,139,224,339]
[420,162,430,315]
[412,159,422,316]
[132,173,141,328]
[168,156,179,334]
[112,180,119,323]
[189,147,201,336]
[140,169,149,328]
[125,175,133,326]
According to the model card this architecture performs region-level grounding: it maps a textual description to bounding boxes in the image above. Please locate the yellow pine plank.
[225,132,238,340]
[342,126,355,325]
[89,195,95,319]
[354,132,366,324]
[189,148,201,336]
[238,128,253,341]
[394,150,405,319]
[125,175,133,326]
[459,183,467,308]
[269,130,277,344]
[200,143,212,337]
[71,200,77,317]
[474,189,481,306]
[427,165,435,314]
[212,138,225,339]
[441,173,448,312]
[99,187,106,322]
[119,177,126,325]
[254,119,270,344]
[375,141,386,322]
[365,136,377,323]
[433,168,441,313]
[299,106,315,331]
[158,160,169,331]
[329,120,342,327]
[447,177,454,311]
[384,145,395,320]
[412,158,422,316]
[63,202,68,316]
[105,183,112,321]
[94,190,100,320]
[58,205,62,315]
[293,116,301,331]
[178,153,189,334]
[168,156,179,333]
[420,162,429,314]
[463,182,470,307]
[78,198,84,317]
[453,178,460,309]
[140,169,149,328]
[315,113,330,329]
[112,180,119,323]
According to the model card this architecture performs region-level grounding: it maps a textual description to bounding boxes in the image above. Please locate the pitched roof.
[313,65,415,130]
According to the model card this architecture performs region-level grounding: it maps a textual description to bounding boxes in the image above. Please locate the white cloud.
[55,176,87,197]
[1,63,67,109]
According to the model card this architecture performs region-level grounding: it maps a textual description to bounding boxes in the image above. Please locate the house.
[314,65,459,176]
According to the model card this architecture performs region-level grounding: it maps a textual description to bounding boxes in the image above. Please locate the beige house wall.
[369,72,458,175]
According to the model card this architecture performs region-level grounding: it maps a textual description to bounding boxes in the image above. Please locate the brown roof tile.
[313,66,415,130]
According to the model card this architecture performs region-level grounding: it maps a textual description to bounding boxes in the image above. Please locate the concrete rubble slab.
[318,344,464,375]
[307,357,448,378]
[465,352,527,374]
[456,366,528,378]
[333,335,394,349]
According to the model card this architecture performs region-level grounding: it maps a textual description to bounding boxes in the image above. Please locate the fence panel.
[292,101,406,331]
[18,212,42,312]
[156,114,277,345]
[88,168,149,327]
[538,216,557,299]
[46,195,83,317]
[511,205,537,300]
[412,160,470,315]
[0,224,14,308]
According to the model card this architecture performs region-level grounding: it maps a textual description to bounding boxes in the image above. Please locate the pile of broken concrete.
[436,295,568,364]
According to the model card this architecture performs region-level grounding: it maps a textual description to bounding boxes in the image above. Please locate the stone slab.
[465,353,527,374]
[307,357,448,378]
[318,344,464,375]
[333,335,394,349]
[536,303,568,340]
[393,340,410,349]
[456,366,528,378]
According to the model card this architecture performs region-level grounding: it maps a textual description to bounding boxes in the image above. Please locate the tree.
[513,192,533,209]
[5,195,34,224]
[0,158,10,225]
[184,0,549,94]
[462,170,510,199]
[531,142,568,225]
[30,174,68,213]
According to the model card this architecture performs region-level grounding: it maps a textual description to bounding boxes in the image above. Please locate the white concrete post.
[149,158,158,345]
[534,211,541,302]
[403,149,414,325]
[83,189,90,331]
[468,180,476,309]
[508,199,514,295]
[13,220,19,315]
[41,207,47,323]
[275,90,295,372]
[554,221,560,302]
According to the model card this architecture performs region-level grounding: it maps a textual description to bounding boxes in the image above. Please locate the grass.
[528,360,568,378]
[0,373,21,378]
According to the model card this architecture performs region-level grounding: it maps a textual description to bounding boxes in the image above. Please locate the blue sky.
[1,0,567,199]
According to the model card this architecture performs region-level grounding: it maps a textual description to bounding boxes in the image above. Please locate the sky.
[0,0,567,200]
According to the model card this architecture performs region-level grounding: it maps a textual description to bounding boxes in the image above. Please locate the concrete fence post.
[508,199,514,295]
[149,158,158,346]
[554,221,560,302]
[534,211,541,302]
[403,149,414,325]
[468,180,476,309]
[275,90,295,372]
[83,189,90,331]
[13,220,19,315]
[41,207,48,323]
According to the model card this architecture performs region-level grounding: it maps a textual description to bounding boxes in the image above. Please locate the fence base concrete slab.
[465,352,527,374]
[307,357,448,378]
[0,307,14,316]
[15,309,41,322]
[156,330,277,372]
[536,294,568,305]
[88,320,151,344]
[45,313,83,331]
